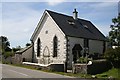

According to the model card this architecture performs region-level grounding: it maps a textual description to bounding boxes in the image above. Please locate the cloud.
[73,2,117,36]
[94,23,111,36]
[0,3,2,35]
[118,1,120,13]
[1,0,119,2]
[46,0,66,6]
[2,3,43,47]
[2,2,117,47]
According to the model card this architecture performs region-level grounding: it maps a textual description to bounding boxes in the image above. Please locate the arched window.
[37,38,41,57]
[53,36,58,57]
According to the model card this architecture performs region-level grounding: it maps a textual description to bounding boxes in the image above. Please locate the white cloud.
[0,3,2,36]
[46,0,66,6]
[2,2,117,47]
[1,0,119,2]
[94,23,111,36]
[2,3,43,47]
[74,2,117,36]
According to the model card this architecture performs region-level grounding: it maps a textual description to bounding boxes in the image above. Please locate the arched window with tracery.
[53,36,58,57]
[37,38,41,57]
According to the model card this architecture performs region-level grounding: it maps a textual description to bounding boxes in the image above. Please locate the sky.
[1,0,120,48]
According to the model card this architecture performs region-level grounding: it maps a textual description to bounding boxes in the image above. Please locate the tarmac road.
[2,64,72,78]
[1,64,92,80]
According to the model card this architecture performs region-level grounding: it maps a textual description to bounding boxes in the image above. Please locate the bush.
[87,60,112,74]
[104,47,120,61]
[4,51,14,58]
[104,47,120,68]
[104,48,116,61]
[78,57,92,63]
[114,47,120,61]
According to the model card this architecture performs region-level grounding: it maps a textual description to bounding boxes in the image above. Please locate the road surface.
[2,64,72,78]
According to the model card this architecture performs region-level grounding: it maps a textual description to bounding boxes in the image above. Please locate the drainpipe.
[31,40,34,63]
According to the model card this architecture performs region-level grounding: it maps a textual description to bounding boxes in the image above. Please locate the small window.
[84,25,88,28]
[67,20,75,25]
[45,30,48,34]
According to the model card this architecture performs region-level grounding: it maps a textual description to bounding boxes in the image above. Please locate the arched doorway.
[72,44,83,63]
[43,46,50,65]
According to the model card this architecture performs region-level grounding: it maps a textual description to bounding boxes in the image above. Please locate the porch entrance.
[72,44,83,63]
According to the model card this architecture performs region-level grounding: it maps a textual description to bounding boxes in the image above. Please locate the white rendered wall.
[34,14,66,65]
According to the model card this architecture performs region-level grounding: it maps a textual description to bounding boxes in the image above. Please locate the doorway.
[72,44,83,63]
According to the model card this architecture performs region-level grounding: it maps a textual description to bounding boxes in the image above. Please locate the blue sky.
[1,1,119,48]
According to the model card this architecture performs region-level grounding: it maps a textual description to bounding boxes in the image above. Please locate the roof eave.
[66,35,106,41]
[30,10,47,41]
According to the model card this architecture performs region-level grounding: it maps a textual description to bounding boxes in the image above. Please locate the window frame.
[37,38,41,57]
[53,36,58,57]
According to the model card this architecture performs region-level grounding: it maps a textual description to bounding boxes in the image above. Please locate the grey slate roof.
[16,45,32,54]
[46,10,106,41]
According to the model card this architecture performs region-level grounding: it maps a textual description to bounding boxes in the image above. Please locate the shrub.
[87,60,112,74]
[114,47,120,61]
[104,48,116,61]
[4,51,14,58]
[78,57,92,63]
[104,47,120,68]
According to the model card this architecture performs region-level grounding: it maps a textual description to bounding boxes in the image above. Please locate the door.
[72,44,83,63]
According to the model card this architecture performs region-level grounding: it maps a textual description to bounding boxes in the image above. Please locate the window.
[37,38,41,57]
[84,38,89,48]
[84,25,88,29]
[45,30,48,34]
[53,36,58,57]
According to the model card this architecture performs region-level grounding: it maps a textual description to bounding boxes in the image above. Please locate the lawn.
[52,68,120,79]
[96,68,119,79]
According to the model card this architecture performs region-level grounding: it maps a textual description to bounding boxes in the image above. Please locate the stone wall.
[72,64,87,74]
[49,64,64,72]
[72,60,112,74]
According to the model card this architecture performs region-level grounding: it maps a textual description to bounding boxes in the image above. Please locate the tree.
[26,43,31,47]
[0,36,11,53]
[109,13,120,47]
[12,46,22,52]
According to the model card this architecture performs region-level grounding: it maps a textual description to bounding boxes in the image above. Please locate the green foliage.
[26,43,31,47]
[114,47,120,61]
[4,51,14,58]
[109,14,120,46]
[104,47,120,61]
[104,48,116,61]
[96,68,119,78]
[0,36,11,53]
[12,46,22,52]
[104,47,120,68]
[78,57,92,63]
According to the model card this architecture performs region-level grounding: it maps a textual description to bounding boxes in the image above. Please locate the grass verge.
[2,63,120,79]
[96,68,119,79]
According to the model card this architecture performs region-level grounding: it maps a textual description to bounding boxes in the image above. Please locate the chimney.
[73,9,78,20]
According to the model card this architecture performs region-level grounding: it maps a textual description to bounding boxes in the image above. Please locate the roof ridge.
[46,9,90,22]
[46,9,72,18]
